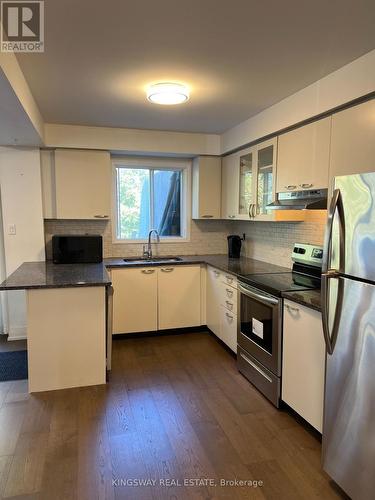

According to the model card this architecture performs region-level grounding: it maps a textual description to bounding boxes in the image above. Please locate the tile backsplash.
[230,210,327,268]
[44,211,327,268]
[43,219,230,260]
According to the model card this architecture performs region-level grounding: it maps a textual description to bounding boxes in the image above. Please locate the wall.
[0,147,45,339]
[231,211,327,268]
[44,219,230,259]
[221,49,375,153]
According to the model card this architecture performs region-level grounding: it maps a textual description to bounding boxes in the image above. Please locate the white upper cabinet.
[254,139,278,220]
[238,140,277,220]
[238,146,256,219]
[222,138,303,222]
[221,152,240,219]
[222,139,278,221]
[53,149,111,219]
[329,99,375,180]
[276,117,331,193]
[192,156,222,219]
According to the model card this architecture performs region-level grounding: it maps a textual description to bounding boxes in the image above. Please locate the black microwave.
[52,235,103,264]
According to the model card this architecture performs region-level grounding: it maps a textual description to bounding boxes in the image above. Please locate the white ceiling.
[16,0,375,134]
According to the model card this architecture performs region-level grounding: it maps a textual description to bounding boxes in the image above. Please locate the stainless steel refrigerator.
[321,172,375,500]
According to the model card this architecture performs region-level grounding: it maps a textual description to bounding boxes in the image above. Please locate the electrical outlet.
[8,224,16,235]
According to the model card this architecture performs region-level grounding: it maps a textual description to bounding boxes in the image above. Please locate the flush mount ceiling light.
[146,82,189,105]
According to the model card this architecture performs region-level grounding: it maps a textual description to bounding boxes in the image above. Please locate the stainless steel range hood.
[267,189,328,210]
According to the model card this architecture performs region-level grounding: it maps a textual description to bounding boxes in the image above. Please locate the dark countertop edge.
[104,259,206,269]
[281,291,321,313]
[0,281,112,291]
[0,262,112,291]
[104,255,290,278]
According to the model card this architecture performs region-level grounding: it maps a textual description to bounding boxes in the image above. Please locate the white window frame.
[112,156,191,244]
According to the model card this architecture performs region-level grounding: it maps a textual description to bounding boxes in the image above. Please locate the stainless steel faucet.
[143,229,160,259]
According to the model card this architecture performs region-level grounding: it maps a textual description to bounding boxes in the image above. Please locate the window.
[113,158,190,242]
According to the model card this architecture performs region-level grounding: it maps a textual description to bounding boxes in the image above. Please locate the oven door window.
[240,294,274,354]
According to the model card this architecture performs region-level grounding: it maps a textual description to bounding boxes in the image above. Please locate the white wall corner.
[0,147,46,338]
[0,51,45,144]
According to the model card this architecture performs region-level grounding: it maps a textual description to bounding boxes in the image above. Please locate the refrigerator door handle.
[321,188,346,355]
[322,189,345,274]
[321,272,344,355]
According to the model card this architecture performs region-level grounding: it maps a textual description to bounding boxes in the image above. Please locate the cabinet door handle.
[225,275,233,283]
[285,304,299,313]
[94,215,109,218]
[300,183,313,189]
[249,203,256,219]
[141,269,155,274]
[252,204,257,218]
[226,312,234,321]
[226,288,233,298]
[202,215,214,218]
[226,300,233,309]
[285,185,297,190]
[214,271,220,277]
[161,268,174,272]
[228,215,236,219]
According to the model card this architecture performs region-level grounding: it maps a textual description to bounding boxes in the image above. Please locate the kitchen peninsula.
[0,261,111,392]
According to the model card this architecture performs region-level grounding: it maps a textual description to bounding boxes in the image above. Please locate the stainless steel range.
[237,243,323,407]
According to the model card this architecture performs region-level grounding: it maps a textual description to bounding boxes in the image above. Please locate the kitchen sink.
[123,256,183,265]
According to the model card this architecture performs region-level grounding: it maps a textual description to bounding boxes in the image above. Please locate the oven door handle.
[238,284,279,306]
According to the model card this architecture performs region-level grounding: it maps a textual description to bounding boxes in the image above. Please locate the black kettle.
[227,235,242,258]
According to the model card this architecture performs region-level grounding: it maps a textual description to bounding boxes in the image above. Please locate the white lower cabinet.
[206,265,237,353]
[158,265,201,329]
[112,265,201,334]
[219,306,237,352]
[206,266,222,336]
[282,299,325,432]
[112,267,158,334]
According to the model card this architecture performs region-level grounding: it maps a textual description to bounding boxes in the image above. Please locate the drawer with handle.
[220,305,237,353]
[237,346,280,407]
[208,266,222,281]
[219,283,238,306]
[221,273,237,288]
[222,297,237,313]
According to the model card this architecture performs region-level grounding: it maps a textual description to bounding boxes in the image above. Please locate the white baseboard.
[7,326,27,341]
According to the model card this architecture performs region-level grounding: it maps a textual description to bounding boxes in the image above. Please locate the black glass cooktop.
[240,271,321,296]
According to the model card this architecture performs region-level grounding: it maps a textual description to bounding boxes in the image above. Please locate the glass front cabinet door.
[238,148,255,219]
[256,138,277,220]
[237,138,277,220]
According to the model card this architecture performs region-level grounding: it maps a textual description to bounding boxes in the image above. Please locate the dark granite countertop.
[104,254,290,277]
[282,289,322,312]
[0,255,290,291]
[0,262,111,290]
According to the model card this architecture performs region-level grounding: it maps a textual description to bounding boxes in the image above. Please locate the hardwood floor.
[0,331,346,499]
[0,336,27,353]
